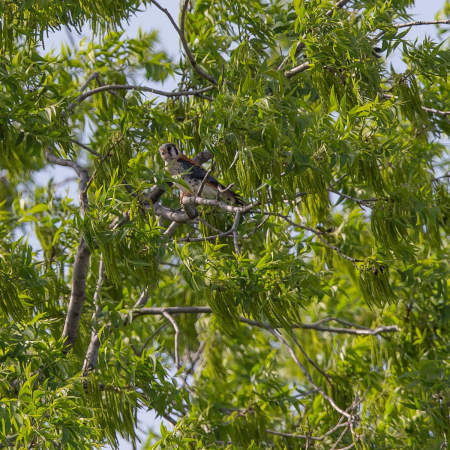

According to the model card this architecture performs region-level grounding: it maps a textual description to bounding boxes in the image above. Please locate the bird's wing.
[177,157,223,189]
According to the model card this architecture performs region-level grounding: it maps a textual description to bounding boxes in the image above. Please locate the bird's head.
[159,143,180,162]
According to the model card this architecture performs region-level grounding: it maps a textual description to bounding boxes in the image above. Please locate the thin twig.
[73,84,214,107]
[196,163,214,198]
[79,71,100,92]
[46,151,89,211]
[197,216,224,233]
[70,138,101,158]
[150,0,217,85]
[267,419,348,441]
[134,322,170,357]
[162,312,181,369]
[270,328,351,418]
[260,211,363,266]
[164,221,181,238]
[394,19,450,28]
[382,93,450,117]
[330,425,350,450]
[375,19,450,39]
[277,0,352,71]
[133,306,400,336]
[329,188,382,207]
[134,289,149,308]
[232,212,241,254]
[290,331,333,386]
[337,443,355,450]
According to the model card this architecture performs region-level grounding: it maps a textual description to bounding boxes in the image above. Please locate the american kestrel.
[159,143,242,205]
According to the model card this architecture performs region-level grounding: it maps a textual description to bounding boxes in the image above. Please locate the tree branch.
[150,0,218,85]
[329,188,382,207]
[62,238,91,349]
[270,328,352,419]
[82,258,105,375]
[383,93,450,117]
[45,151,89,211]
[46,151,92,351]
[260,211,363,266]
[133,306,400,336]
[69,138,101,158]
[267,416,348,441]
[182,196,257,214]
[285,62,311,79]
[375,19,450,39]
[289,331,333,385]
[162,312,181,370]
[72,84,214,107]
[394,19,450,29]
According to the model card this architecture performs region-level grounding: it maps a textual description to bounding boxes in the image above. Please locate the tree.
[0,0,449,448]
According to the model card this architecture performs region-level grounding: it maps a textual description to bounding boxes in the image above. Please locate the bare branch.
[150,0,218,85]
[62,238,91,349]
[153,203,191,223]
[375,19,450,39]
[394,19,450,29]
[420,105,450,117]
[182,196,257,213]
[46,150,92,351]
[72,84,214,107]
[82,259,105,375]
[162,312,181,370]
[285,62,311,79]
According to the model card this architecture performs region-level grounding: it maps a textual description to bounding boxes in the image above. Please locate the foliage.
[0,0,449,448]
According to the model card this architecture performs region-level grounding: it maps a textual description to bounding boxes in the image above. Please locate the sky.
[38,1,447,448]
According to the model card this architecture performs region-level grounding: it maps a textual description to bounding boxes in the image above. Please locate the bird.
[159,143,243,205]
